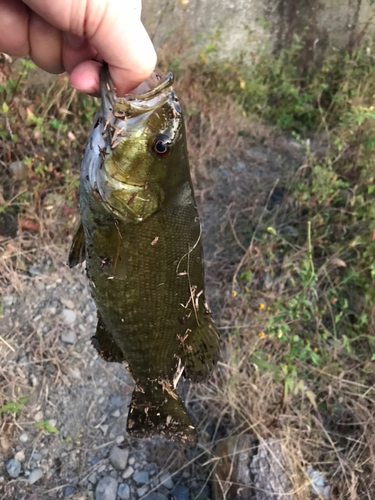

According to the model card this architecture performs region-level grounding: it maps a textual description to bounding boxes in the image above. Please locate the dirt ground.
[0,117,304,500]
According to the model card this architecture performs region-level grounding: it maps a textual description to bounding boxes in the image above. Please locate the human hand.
[0,0,156,95]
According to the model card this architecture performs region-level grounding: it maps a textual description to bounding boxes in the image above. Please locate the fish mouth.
[100,63,174,119]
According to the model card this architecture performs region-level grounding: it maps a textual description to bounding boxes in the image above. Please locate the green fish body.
[69,65,219,444]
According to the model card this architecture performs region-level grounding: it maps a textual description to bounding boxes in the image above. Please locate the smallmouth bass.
[69,64,219,444]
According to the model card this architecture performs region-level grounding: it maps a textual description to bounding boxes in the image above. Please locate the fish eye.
[153,134,172,157]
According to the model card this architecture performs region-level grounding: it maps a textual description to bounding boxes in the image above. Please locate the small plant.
[35,419,58,434]
[0,397,28,416]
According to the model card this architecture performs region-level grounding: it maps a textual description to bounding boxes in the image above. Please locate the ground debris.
[212,435,300,500]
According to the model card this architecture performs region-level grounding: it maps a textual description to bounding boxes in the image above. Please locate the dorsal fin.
[68,219,85,267]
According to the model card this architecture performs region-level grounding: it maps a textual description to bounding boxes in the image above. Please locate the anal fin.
[182,317,219,383]
[91,315,125,363]
[68,219,85,267]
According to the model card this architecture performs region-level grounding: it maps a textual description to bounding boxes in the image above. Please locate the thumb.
[22,0,157,94]
[85,0,157,95]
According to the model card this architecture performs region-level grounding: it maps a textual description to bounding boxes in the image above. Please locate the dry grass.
[1,47,375,500]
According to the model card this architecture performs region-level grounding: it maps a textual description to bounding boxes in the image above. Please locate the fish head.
[92,65,188,222]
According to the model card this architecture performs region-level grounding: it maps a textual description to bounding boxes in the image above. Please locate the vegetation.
[1,34,375,499]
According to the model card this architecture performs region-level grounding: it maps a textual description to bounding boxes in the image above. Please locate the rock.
[95,476,118,500]
[32,452,42,461]
[63,486,76,497]
[33,410,44,422]
[15,450,25,462]
[109,394,122,408]
[173,485,189,500]
[144,494,168,500]
[122,466,134,479]
[117,483,130,500]
[28,468,43,484]
[159,471,174,489]
[100,424,109,435]
[9,160,28,180]
[60,298,75,310]
[61,309,76,325]
[128,457,135,466]
[61,331,76,344]
[307,466,330,499]
[133,470,149,484]
[111,409,120,418]
[19,433,29,443]
[109,446,129,471]
[3,295,14,306]
[6,459,21,478]
[137,486,149,497]
[89,473,98,484]
[115,436,124,444]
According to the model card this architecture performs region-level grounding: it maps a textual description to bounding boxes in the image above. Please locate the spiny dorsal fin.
[91,314,125,363]
[68,219,85,268]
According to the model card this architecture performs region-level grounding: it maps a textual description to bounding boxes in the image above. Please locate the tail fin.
[127,387,196,444]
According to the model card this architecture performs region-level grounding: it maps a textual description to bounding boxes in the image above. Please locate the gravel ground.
[0,136,303,500]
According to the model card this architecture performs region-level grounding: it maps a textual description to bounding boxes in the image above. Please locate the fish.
[68,64,219,444]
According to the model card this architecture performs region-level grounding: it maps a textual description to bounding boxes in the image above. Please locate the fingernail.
[64,33,86,48]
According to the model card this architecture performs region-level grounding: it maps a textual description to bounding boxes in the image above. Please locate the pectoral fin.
[91,315,125,363]
[68,219,85,267]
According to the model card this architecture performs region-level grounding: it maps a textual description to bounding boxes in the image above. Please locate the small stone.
[60,298,75,310]
[122,466,134,479]
[145,494,168,500]
[88,473,97,484]
[128,457,135,466]
[6,459,21,478]
[95,476,118,500]
[32,453,42,461]
[159,471,174,489]
[48,419,57,428]
[172,485,189,500]
[61,331,76,344]
[133,470,149,484]
[109,446,129,471]
[137,486,148,497]
[19,433,29,443]
[15,450,25,462]
[115,436,124,445]
[109,394,122,408]
[61,309,76,325]
[117,483,130,500]
[33,410,44,422]
[9,160,28,180]
[111,409,120,418]
[28,468,43,484]
[100,424,109,435]
[63,486,76,497]
[3,295,14,306]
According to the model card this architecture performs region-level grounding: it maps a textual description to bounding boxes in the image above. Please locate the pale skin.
[0,0,157,96]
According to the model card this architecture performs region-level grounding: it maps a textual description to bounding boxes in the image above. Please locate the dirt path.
[0,134,302,500]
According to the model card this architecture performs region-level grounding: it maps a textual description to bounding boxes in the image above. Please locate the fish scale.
[69,64,219,443]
